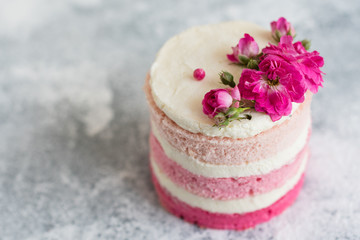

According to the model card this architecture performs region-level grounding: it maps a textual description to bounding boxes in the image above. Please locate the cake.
[145,19,324,230]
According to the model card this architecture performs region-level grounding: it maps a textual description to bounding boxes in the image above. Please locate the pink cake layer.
[150,132,309,200]
[145,75,312,165]
[151,168,305,230]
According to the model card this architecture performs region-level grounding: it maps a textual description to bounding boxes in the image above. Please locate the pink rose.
[238,55,306,121]
[238,69,292,121]
[259,55,306,103]
[262,36,324,93]
[202,89,233,118]
[271,17,295,42]
[227,34,259,63]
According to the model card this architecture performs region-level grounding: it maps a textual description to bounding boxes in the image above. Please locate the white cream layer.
[151,116,310,178]
[150,21,300,139]
[151,151,307,214]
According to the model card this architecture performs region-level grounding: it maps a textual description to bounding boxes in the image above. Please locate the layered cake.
[145,19,324,230]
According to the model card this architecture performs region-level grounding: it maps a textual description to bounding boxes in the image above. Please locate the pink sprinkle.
[193,68,205,81]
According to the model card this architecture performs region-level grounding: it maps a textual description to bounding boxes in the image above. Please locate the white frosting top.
[150,21,300,138]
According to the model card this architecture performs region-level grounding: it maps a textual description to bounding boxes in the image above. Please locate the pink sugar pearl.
[193,68,205,81]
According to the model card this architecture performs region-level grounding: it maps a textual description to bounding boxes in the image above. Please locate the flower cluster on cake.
[145,17,324,230]
[202,17,324,125]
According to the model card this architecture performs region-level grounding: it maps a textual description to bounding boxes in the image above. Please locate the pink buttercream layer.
[151,169,305,230]
[145,75,312,165]
[150,132,309,200]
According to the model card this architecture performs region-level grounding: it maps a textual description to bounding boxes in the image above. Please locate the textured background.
[1,0,359,239]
